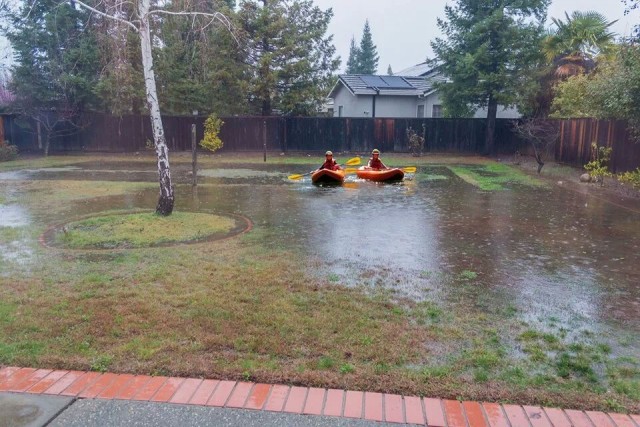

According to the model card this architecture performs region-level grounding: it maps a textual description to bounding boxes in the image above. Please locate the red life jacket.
[368,157,385,169]
[320,159,339,170]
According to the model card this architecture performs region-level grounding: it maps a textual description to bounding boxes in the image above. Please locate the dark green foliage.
[94,27,146,115]
[156,0,248,116]
[5,0,101,153]
[6,1,100,111]
[239,0,340,116]
[430,0,549,152]
[387,65,393,76]
[357,20,379,74]
[0,140,18,161]
[346,36,361,74]
[551,44,640,139]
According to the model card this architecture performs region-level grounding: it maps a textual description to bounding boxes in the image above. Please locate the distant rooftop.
[328,72,446,98]
[396,62,438,77]
[329,74,432,98]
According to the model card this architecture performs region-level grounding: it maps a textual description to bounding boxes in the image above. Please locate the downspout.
[372,88,379,118]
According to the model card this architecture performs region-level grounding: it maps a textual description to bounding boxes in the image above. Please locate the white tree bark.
[138,0,174,215]
[71,0,235,215]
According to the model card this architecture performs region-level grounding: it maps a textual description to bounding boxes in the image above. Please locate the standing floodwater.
[2,159,639,376]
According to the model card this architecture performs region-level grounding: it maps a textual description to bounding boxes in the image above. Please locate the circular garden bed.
[41,210,252,249]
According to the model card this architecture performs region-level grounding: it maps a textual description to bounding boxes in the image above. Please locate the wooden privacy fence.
[555,119,640,173]
[3,114,639,172]
[5,113,525,154]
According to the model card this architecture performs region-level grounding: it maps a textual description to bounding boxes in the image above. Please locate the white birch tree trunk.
[139,0,174,215]
[71,0,235,216]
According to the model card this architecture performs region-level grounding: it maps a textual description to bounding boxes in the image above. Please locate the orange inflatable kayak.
[311,168,346,184]
[356,167,404,182]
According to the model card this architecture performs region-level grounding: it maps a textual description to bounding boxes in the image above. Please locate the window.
[432,105,443,118]
[338,106,343,117]
[417,105,425,118]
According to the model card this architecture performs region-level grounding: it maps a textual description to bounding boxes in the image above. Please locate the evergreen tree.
[431,0,549,153]
[358,20,379,74]
[239,0,340,116]
[156,0,248,116]
[346,36,361,74]
[5,0,101,154]
[387,64,393,75]
[94,21,146,115]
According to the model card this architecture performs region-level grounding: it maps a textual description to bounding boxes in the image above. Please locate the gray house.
[328,62,520,119]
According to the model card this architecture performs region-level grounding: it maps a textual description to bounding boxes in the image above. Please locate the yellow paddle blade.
[345,157,361,166]
[344,168,359,174]
[288,174,304,180]
[402,167,417,173]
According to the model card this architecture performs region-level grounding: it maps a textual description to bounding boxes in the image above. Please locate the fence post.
[37,121,42,150]
[191,119,197,187]
[263,119,267,162]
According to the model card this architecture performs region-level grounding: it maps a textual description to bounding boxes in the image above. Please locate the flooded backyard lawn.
[0,153,639,412]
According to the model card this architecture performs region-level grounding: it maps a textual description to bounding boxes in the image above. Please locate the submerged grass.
[56,212,236,249]
[0,154,638,413]
[448,163,547,191]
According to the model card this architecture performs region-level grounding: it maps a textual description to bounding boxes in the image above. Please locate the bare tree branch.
[73,0,139,32]
[148,9,238,44]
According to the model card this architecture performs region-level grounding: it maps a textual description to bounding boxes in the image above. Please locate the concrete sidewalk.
[1,366,639,426]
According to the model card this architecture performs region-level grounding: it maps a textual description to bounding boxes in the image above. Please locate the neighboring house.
[328,62,520,119]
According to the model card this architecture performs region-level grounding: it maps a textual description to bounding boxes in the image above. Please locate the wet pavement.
[1,160,640,361]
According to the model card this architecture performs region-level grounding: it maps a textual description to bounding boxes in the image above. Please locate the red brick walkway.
[1,366,639,426]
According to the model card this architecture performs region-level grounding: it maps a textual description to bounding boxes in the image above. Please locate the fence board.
[2,113,638,172]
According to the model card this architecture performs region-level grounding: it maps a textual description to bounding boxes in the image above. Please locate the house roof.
[329,75,432,98]
[396,62,437,77]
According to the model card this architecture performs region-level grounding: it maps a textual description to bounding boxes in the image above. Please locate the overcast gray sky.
[313,0,639,74]
[1,0,638,75]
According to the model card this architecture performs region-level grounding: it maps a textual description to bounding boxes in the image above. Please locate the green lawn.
[0,153,638,413]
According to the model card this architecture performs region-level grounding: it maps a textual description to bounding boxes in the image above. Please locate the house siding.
[374,96,419,118]
[333,85,421,118]
[332,86,373,117]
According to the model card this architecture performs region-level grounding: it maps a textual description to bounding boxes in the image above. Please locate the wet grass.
[448,163,547,191]
[0,154,638,413]
[55,212,236,249]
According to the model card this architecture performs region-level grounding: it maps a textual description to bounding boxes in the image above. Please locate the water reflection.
[2,162,639,344]
[0,205,30,227]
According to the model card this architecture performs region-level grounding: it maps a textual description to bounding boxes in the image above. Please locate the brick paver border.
[1,366,639,426]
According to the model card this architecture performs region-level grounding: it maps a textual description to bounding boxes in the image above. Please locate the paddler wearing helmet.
[318,150,341,171]
[367,149,389,170]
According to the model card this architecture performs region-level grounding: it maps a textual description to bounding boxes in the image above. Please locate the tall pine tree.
[156,0,248,116]
[239,0,340,116]
[346,36,361,74]
[6,0,101,155]
[431,0,549,153]
[358,20,379,74]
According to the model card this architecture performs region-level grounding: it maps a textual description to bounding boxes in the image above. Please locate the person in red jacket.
[319,151,341,171]
[367,149,389,170]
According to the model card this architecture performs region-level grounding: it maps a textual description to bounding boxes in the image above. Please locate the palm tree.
[543,11,617,77]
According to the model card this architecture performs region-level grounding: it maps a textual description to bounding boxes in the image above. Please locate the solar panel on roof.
[380,76,413,89]
[360,75,414,89]
[361,75,387,88]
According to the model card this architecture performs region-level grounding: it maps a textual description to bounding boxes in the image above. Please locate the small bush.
[0,140,18,161]
[618,168,640,190]
[584,143,612,186]
[200,114,224,153]
[406,125,425,157]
